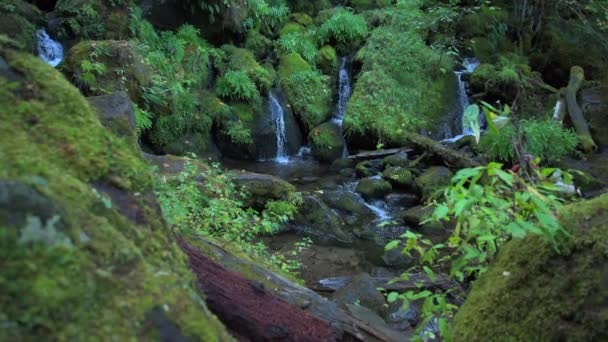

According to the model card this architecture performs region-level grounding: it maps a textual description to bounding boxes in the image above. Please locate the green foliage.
[246,0,290,32]
[344,1,455,145]
[215,70,260,102]
[277,32,318,63]
[79,59,106,89]
[317,8,368,51]
[134,104,153,135]
[156,161,304,276]
[385,162,574,339]
[281,69,332,129]
[480,119,579,163]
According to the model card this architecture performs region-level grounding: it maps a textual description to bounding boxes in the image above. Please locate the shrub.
[215,70,260,103]
[480,119,579,163]
[277,32,318,63]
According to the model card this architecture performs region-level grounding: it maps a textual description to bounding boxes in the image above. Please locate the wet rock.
[414,166,453,200]
[0,0,44,53]
[330,158,355,172]
[356,177,392,200]
[293,194,352,245]
[382,151,409,168]
[386,193,420,208]
[382,166,414,189]
[321,190,374,216]
[309,122,345,162]
[163,132,222,161]
[402,206,448,240]
[144,153,208,176]
[51,0,131,41]
[355,159,383,177]
[333,273,387,318]
[233,172,295,211]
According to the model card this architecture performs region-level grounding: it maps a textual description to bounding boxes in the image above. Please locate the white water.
[442,58,480,142]
[343,179,391,222]
[36,29,63,68]
[333,57,352,125]
[269,90,290,164]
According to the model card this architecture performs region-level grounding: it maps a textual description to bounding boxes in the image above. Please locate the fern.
[318,8,368,49]
[134,105,153,134]
[215,70,260,103]
[277,32,318,63]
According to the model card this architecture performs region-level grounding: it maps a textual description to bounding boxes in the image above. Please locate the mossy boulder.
[321,190,375,220]
[452,194,608,341]
[232,171,296,211]
[164,131,222,161]
[244,30,273,60]
[401,205,446,238]
[382,167,414,189]
[0,48,230,340]
[290,12,314,27]
[382,152,409,168]
[355,159,383,178]
[63,40,151,104]
[293,194,352,246]
[330,158,355,172]
[279,53,333,130]
[51,0,132,41]
[414,166,453,200]
[279,22,305,36]
[356,177,392,200]
[333,273,387,318]
[309,122,345,162]
[86,91,138,149]
[316,45,338,76]
[218,45,273,94]
[0,0,44,53]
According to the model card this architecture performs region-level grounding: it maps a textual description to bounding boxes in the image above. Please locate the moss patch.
[452,194,608,341]
[0,49,231,341]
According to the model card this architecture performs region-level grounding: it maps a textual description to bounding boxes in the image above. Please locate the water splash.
[269,90,289,164]
[456,58,480,135]
[333,57,352,125]
[36,29,63,68]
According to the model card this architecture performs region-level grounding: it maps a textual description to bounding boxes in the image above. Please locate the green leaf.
[387,292,399,303]
[423,266,436,282]
[385,240,400,251]
[463,104,481,143]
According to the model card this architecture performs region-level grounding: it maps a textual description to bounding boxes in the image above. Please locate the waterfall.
[333,57,352,125]
[442,58,480,142]
[36,29,64,68]
[269,90,289,164]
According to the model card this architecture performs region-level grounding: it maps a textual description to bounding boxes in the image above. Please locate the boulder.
[0,0,44,53]
[232,171,295,211]
[321,190,374,217]
[86,91,137,147]
[144,153,208,176]
[355,159,383,177]
[356,177,392,200]
[414,166,453,200]
[330,158,355,172]
[382,151,409,168]
[163,132,222,161]
[452,194,608,341]
[382,166,414,188]
[64,40,151,103]
[333,273,387,318]
[309,122,345,162]
[0,48,230,339]
[316,45,338,77]
[401,205,446,238]
[293,194,352,245]
[51,0,131,41]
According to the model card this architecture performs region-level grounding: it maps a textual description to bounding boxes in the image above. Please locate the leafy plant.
[385,162,574,339]
[317,8,368,50]
[277,32,318,63]
[134,105,153,135]
[79,60,107,89]
[215,70,260,102]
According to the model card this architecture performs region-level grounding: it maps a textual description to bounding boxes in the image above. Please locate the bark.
[565,66,597,153]
[404,133,480,169]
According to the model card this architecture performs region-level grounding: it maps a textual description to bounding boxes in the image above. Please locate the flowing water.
[333,57,352,125]
[36,29,64,68]
[441,58,480,142]
[269,90,289,164]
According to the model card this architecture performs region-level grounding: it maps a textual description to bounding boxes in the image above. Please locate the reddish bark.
[178,238,336,342]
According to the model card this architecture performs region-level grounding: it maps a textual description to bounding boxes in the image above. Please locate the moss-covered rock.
[382,166,413,188]
[309,122,345,162]
[0,48,230,340]
[279,22,305,36]
[333,273,387,318]
[164,131,222,161]
[316,45,338,76]
[356,177,392,200]
[414,166,453,200]
[0,0,43,53]
[293,194,352,246]
[244,30,273,60]
[401,205,446,238]
[218,45,273,94]
[355,160,382,178]
[290,12,314,27]
[86,91,138,149]
[51,0,133,41]
[279,53,333,130]
[382,152,409,168]
[63,40,151,103]
[232,171,296,211]
[452,194,608,341]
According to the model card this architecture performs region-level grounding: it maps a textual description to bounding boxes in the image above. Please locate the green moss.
[0,0,43,53]
[316,45,338,76]
[355,177,392,200]
[53,0,132,40]
[290,12,314,27]
[0,49,231,340]
[457,5,509,38]
[452,194,608,341]
[308,122,345,162]
[279,54,332,130]
[279,22,305,36]
[382,166,413,188]
[347,0,392,11]
[219,45,273,93]
[244,30,273,60]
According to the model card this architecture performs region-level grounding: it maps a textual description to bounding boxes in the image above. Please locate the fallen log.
[404,133,480,169]
[186,237,408,342]
[565,66,597,153]
[313,274,454,293]
[347,148,413,161]
[178,238,335,341]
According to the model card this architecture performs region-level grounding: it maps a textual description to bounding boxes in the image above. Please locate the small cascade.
[269,90,289,164]
[343,179,391,222]
[333,57,352,125]
[442,58,480,142]
[36,29,63,68]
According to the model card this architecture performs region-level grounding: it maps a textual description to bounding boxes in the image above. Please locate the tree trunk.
[565,66,597,153]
